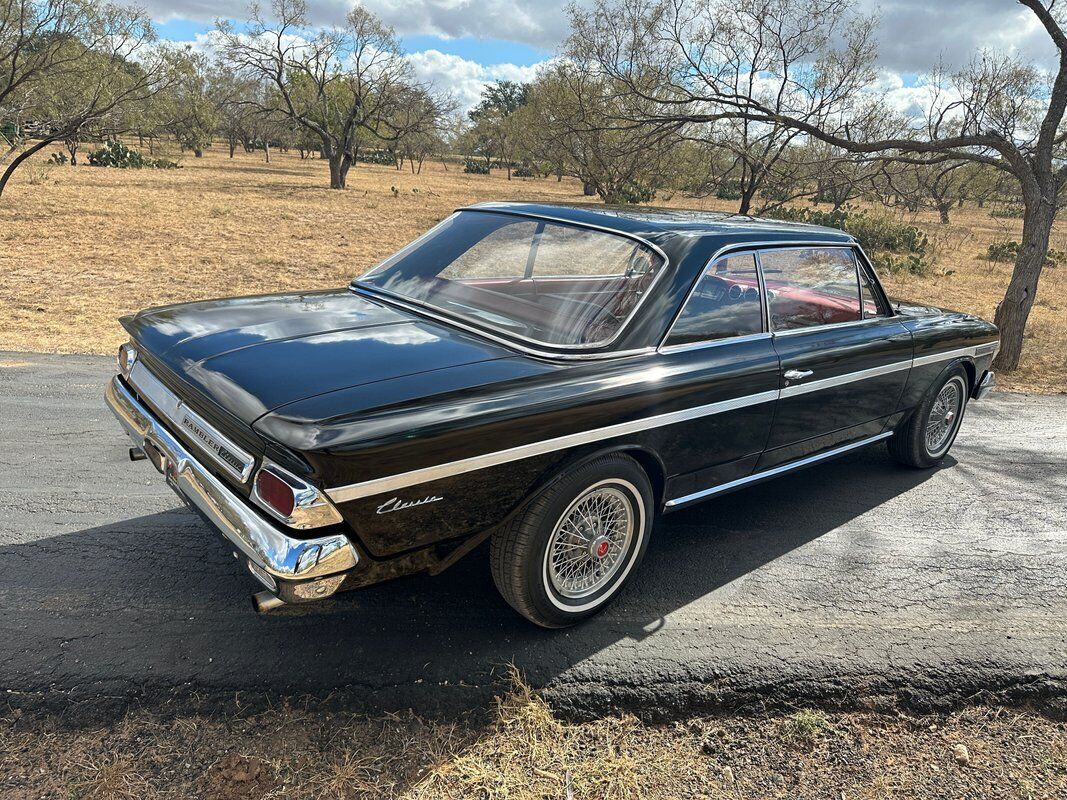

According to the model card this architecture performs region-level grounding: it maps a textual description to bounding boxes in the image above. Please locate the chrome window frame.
[757,244,871,335]
[352,208,671,354]
[659,249,767,351]
[658,238,872,354]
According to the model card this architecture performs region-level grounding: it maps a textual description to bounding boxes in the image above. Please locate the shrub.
[511,163,537,178]
[986,239,1065,267]
[604,180,656,205]
[990,204,1024,218]
[48,152,68,165]
[463,159,490,175]
[871,252,933,276]
[715,180,742,200]
[87,140,179,169]
[845,212,928,255]
[761,205,928,257]
[357,149,396,166]
[761,204,932,275]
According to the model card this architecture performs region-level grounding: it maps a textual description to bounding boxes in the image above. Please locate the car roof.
[462,201,856,245]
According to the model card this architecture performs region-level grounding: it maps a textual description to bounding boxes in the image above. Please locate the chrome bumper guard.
[105,376,358,582]
[974,370,996,400]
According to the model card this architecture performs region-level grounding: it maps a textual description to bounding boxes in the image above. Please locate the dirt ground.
[2,684,1064,800]
[0,145,1063,392]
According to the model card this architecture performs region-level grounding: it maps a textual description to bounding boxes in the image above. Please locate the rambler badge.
[376,495,444,515]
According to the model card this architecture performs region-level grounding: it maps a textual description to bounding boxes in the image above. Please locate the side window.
[760,247,861,331]
[666,253,764,346]
[858,264,884,318]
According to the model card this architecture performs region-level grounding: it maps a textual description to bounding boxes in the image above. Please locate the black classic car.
[106,203,998,627]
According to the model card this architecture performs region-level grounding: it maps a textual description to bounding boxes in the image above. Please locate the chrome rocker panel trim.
[105,376,358,580]
[665,431,894,509]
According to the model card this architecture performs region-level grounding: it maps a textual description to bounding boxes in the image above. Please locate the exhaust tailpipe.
[252,590,286,613]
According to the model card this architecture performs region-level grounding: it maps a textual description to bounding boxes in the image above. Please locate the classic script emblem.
[376,495,444,515]
[180,413,244,473]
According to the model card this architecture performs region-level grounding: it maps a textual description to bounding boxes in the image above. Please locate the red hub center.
[596,540,610,558]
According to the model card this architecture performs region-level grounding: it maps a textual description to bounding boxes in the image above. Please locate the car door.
[756,245,913,470]
[653,250,782,503]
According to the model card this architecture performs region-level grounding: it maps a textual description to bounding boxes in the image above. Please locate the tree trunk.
[328,154,345,189]
[193,148,203,158]
[938,203,951,224]
[0,136,57,198]
[228,136,236,158]
[263,141,270,163]
[993,193,1055,372]
[738,187,756,216]
[582,181,596,196]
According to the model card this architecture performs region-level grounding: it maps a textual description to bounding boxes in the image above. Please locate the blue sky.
[154,17,552,69]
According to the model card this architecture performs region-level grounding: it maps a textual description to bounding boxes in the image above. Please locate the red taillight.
[255,469,295,517]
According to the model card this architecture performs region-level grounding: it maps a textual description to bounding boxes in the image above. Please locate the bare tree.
[218,0,440,189]
[524,62,679,203]
[0,1,169,198]
[570,0,1067,372]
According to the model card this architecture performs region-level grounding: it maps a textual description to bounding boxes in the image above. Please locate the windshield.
[357,211,664,348]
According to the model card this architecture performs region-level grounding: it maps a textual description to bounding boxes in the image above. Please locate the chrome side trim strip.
[664,431,893,509]
[128,362,255,483]
[912,345,982,368]
[326,389,781,503]
[106,377,358,579]
[780,358,913,398]
[325,343,988,504]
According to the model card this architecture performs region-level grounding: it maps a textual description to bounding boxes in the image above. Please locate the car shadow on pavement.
[0,445,949,717]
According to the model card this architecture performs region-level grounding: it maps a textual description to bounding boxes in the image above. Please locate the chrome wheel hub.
[926,379,963,456]
[548,486,634,599]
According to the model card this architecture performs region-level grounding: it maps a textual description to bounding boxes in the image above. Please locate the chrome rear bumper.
[105,376,358,584]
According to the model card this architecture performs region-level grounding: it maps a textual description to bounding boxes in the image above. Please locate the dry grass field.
[0,145,1064,392]
[3,685,1065,799]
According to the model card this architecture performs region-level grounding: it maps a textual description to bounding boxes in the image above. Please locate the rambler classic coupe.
[106,203,998,627]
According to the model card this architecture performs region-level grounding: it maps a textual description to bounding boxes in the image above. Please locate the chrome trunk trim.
[128,362,255,484]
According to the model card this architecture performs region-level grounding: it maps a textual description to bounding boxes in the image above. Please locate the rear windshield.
[357,211,664,348]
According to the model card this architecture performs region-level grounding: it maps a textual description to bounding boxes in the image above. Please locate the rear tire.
[490,454,653,628]
[888,364,969,468]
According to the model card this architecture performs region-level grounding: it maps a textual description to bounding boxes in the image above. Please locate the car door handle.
[783,369,814,381]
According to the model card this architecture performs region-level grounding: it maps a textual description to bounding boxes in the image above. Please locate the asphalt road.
[1,352,1065,720]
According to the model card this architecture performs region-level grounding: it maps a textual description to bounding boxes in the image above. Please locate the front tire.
[888,364,970,468]
[490,454,653,628]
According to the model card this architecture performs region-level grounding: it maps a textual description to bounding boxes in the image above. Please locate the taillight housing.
[117,342,137,377]
[255,469,295,517]
[251,462,343,530]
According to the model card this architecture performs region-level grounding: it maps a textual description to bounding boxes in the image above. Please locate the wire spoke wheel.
[547,485,635,600]
[925,377,965,456]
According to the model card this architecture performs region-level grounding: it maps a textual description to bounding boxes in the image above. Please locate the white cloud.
[406,49,549,112]
[364,0,568,50]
